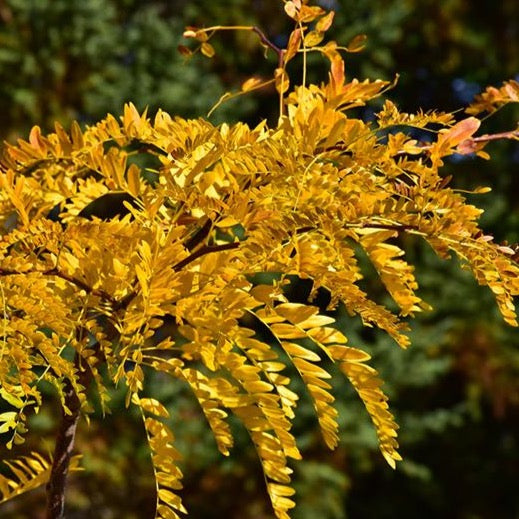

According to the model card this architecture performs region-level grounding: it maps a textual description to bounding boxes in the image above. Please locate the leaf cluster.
[0,2,518,518]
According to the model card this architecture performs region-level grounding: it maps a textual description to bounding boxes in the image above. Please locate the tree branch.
[0,267,117,305]
[45,352,92,519]
[251,26,284,68]
[45,378,80,519]
[471,129,519,143]
[172,242,240,272]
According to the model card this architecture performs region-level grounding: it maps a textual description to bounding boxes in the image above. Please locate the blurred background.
[0,0,518,518]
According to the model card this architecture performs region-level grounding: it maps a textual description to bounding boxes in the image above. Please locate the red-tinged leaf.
[442,117,481,148]
[201,42,215,58]
[330,56,345,90]
[346,34,367,53]
[316,11,335,32]
[504,82,519,101]
[28,126,46,154]
[455,138,478,155]
[285,28,302,63]
[177,45,192,57]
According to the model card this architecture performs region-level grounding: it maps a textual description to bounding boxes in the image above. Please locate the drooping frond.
[328,346,401,468]
[0,452,82,505]
[134,395,187,519]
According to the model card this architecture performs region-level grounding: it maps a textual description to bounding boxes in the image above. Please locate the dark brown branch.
[184,217,213,251]
[354,222,419,231]
[43,267,117,304]
[45,352,93,519]
[321,129,519,156]
[112,242,242,311]
[251,26,284,68]
[172,242,240,272]
[45,379,80,519]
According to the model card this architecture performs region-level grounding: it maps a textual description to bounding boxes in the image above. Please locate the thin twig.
[251,26,284,67]
[471,129,519,142]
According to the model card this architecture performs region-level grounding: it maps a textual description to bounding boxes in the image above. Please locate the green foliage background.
[0,1,518,517]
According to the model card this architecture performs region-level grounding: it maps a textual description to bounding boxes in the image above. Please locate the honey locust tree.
[1,1,519,518]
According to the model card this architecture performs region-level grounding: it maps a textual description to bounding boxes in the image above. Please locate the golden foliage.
[466,79,519,115]
[1,1,518,517]
[0,452,82,505]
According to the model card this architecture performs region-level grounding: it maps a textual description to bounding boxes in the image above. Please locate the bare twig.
[251,26,284,67]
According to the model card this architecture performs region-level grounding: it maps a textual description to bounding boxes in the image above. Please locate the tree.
[1,1,518,518]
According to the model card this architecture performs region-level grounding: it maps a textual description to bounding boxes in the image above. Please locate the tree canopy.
[0,1,518,518]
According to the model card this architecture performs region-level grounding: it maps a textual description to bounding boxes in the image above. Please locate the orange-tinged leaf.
[177,45,192,57]
[285,28,302,62]
[330,56,345,89]
[241,77,263,92]
[346,34,367,53]
[441,117,481,148]
[298,5,325,23]
[316,11,335,32]
[28,126,46,155]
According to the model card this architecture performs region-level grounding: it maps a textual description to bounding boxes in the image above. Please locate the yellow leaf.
[282,341,321,361]
[304,30,324,47]
[139,397,170,418]
[293,357,330,378]
[284,1,298,19]
[275,68,290,94]
[201,42,215,58]
[275,302,318,324]
[271,323,305,339]
[126,163,141,197]
[241,77,263,92]
[215,216,239,227]
[316,11,335,32]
